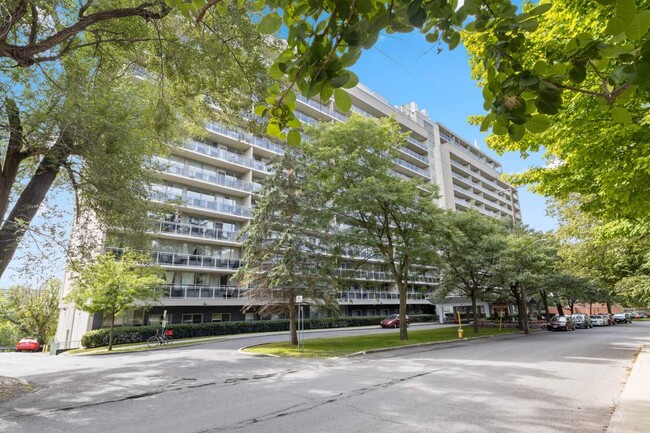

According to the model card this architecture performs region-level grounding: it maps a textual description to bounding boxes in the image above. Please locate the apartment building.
[55,83,521,349]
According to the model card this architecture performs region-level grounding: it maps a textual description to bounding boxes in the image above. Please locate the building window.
[149,314,172,327]
[182,313,203,324]
[212,313,231,323]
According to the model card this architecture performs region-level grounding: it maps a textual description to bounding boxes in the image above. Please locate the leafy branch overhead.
[180,0,649,143]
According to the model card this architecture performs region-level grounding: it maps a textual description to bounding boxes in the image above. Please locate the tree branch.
[0,0,29,41]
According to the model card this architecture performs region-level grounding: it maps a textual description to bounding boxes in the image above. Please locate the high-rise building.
[54,83,521,349]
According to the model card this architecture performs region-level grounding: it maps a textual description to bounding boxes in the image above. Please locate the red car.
[16,338,41,352]
[380,314,411,328]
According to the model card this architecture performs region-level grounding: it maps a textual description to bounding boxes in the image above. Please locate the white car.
[591,315,606,326]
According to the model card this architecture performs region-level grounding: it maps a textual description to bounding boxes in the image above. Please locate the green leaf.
[334,88,351,112]
[569,63,587,84]
[425,32,439,42]
[625,11,650,41]
[342,70,360,89]
[519,19,539,32]
[269,62,284,80]
[480,113,494,132]
[254,105,267,117]
[287,129,301,146]
[532,60,547,75]
[528,4,552,16]
[525,114,551,133]
[258,13,283,35]
[611,106,632,123]
[508,124,526,141]
[605,0,637,35]
[267,122,282,137]
[407,1,427,28]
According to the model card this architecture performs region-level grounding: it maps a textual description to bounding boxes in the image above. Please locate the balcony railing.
[205,122,284,155]
[442,133,501,172]
[154,221,240,243]
[338,290,434,301]
[296,94,348,122]
[151,191,252,218]
[406,135,428,152]
[107,247,243,271]
[154,158,261,193]
[336,268,439,285]
[394,158,429,177]
[181,140,270,173]
[350,104,375,119]
[398,145,428,164]
[293,110,320,126]
[155,284,247,300]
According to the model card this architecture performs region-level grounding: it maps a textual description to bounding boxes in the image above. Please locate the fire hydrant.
[457,327,464,339]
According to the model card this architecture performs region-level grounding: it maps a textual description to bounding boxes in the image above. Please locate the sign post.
[295,295,304,350]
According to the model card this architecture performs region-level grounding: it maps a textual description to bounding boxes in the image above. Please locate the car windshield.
[552,317,567,322]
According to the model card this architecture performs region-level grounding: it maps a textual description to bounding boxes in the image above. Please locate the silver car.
[591,315,606,326]
[571,314,592,329]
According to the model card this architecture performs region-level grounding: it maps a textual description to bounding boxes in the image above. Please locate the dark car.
[15,338,41,352]
[571,314,592,329]
[547,315,576,331]
[380,314,410,328]
[613,313,631,324]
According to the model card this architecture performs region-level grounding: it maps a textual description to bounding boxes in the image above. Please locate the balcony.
[406,135,428,152]
[181,140,270,173]
[106,247,243,271]
[296,94,348,122]
[394,158,429,177]
[151,191,252,218]
[336,268,439,285]
[442,133,502,172]
[398,145,428,165]
[155,284,247,300]
[205,122,284,155]
[154,158,262,193]
[338,290,434,301]
[154,221,240,243]
[293,110,320,126]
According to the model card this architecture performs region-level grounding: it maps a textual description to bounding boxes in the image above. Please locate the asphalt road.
[1,322,648,433]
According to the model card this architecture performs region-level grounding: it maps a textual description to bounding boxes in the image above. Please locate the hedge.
[81,314,438,348]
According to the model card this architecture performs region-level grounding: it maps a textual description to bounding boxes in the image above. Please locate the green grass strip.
[244,326,520,358]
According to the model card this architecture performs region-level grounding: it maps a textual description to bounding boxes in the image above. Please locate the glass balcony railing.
[181,140,270,173]
[338,290,434,301]
[154,220,240,243]
[293,110,320,126]
[296,94,348,122]
[154,284,247,300]
[151,191,252,218]
[336,268,439,285]
[205,122,284,155]
[106,247,243,270]
[406,135,428,152]
[393,158,429,177]
[154,158,261,193]
[398,145,428,164]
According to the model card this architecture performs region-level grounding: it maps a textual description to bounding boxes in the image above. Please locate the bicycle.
[147,329,173,348]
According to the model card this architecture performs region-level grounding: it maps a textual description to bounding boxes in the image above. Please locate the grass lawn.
[67,335,227,355]
[244,326,520,358]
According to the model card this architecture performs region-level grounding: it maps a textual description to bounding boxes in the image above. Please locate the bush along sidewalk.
[81,314,438,348]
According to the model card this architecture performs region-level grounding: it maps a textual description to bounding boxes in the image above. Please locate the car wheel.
[15,349,20,352]
[393,323,398,329]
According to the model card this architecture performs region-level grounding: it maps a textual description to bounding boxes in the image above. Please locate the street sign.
[295,295,303,303]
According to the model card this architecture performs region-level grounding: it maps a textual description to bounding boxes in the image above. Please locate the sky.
[0,18,557,288]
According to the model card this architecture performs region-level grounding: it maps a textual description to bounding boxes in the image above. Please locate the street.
[1,323,648,433]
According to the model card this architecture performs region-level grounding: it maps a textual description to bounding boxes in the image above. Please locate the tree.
[494,229,557,333]
[464,0,650,225]
[0,1,272,279]
[65,250,165,350]
[439,210,508,334]
[0,279,61,344]
[302,116,444,341]
[234,149,336,346]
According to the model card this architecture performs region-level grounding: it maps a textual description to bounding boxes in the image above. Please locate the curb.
[607,345,649,433]
[345,331,527,357]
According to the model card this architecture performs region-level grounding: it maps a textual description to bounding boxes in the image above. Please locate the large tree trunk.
[471,293,479,334]
[541,290,550,318]
[0,98,26,220]
[511,284,522,330]
[569,302,575,315]
[556,302,565,316]
[0,136,71,279]
[288,295,298,346]
[108,312,115,351]
[520,285,529,335]
[606,301,612,314]
[397,280,408,341]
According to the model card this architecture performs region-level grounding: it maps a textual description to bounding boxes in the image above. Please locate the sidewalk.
[608,346,650,433]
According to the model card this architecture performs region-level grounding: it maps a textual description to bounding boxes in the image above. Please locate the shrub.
[80,314,438,348]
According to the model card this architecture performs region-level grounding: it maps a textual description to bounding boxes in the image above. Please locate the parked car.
[547,315,576,331]
[613,313,632,324]
[380,314,410,328]
[591,315,607,326]
[571,314,592,329]
[15,338,41,352]
[602,313,615,326]
[629,312,646,319]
